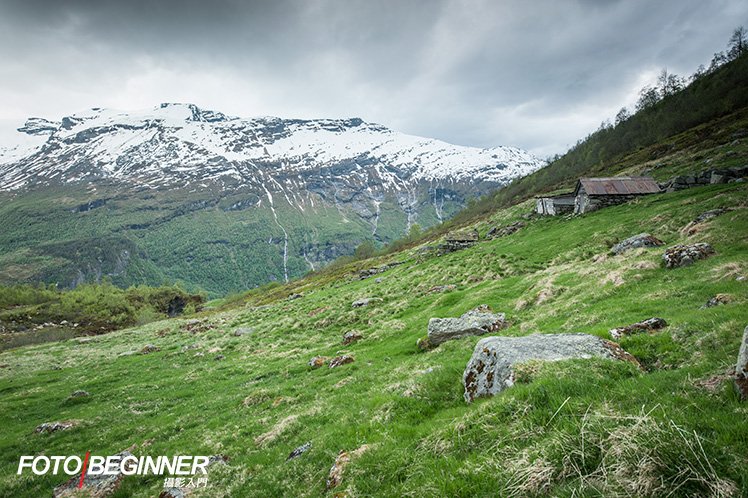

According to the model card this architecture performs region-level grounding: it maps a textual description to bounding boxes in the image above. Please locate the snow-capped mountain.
[0,103,543,191]
[0,103,544,294]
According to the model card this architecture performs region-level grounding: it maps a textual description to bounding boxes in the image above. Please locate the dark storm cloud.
[1,0,746,156]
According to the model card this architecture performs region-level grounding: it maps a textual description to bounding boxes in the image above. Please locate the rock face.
[463,334,638,402]
[611,233,665,255]
[427,305,506,347]
[735,325,748,401]
[609,317,668,340]
[54,451,133,498]
[662,243,715,268]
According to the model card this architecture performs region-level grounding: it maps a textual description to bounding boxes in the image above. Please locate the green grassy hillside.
[1,178,745,496]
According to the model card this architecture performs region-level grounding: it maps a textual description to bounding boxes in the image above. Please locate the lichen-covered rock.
[427,305,506,347]
[609,317,668,339]
[662,243,715,268]
[342,331,363,345]
[329,355,354,369]
[611,233,664,255]
[54,451,133,498]
[463,334,638,402]
[735,325,748,401]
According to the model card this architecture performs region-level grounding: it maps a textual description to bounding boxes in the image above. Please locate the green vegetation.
[0,283,204,350]
[0,179,745,496]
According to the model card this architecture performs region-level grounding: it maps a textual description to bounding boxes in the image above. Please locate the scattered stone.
[308,356,327,368]
[214,354,225,361]
[737,276,746,282]
[181,319,215,334]
[358,262,404,280]
[233,327,253,336]
[610,233,665,255]
[288,293,303,300]
[326,445,370,490]
[702,294,732,308]
[139,344,161,354]
[54,450,133,498]
[735,325,748,401]
[375,277,383,283]
[329,355,354,369]
[662,243,715,268]
[694,208,728,224]
[486,221,525,239]
[428,284,456,294]
[463,333,639,402]
[352,298,379,308]
[70,390,90,398]
[342,331,363,345]
[35,420,78,434]
[609,317,668,339]
[287,441,312,461]
[426,305,507,348]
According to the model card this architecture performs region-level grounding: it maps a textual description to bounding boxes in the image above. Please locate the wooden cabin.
[573,177,661,214]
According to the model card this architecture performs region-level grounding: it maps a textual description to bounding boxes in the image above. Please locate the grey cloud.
[0,0,746,157]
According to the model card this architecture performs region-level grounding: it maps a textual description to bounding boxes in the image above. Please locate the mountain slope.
[0,105,544,294]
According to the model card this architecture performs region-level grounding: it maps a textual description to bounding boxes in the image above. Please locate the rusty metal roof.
[575,177,660,196]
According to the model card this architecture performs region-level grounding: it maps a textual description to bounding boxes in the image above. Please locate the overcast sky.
[1,0,746,157]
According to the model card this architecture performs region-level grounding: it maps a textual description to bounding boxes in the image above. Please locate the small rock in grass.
[70,390,90,398]
[702,294,732,308]
[342,331,363,345]
[609,317,668,339]
[287,441,312,461]
[233,327,253,336]
[36,420,78,433]
[308,356,327,368]
[610,233,664,255]
[352,298,378,308]
[329,355,354,369]
[662,243,715,268]
[427,305,506,347]
[288,293,303,300]
[214,354,225,361]
[54,450,132,498]
[139,344,160,355]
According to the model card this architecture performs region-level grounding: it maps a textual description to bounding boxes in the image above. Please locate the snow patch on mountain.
[0,103,544,191]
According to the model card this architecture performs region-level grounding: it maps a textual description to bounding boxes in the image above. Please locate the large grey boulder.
[463,333,638,402]
[427,305,506,347]
[736,325,748,401]
[611,233,664,255]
